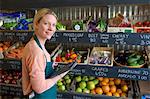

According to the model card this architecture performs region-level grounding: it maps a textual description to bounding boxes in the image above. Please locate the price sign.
[0,59,21,70]
[62,32,84,43]
[0,85,23,96]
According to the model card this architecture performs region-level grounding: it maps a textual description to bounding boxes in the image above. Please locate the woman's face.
[36,14,57,40]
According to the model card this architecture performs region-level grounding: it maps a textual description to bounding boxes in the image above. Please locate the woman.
[22,8,68,99]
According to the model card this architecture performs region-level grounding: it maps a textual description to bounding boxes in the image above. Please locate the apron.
[32,35,57,99]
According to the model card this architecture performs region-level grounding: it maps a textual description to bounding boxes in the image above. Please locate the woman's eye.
[52,23,56,27]
[44,22,48,25]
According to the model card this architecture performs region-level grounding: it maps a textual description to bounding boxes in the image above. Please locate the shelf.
[1,30,150,46]
[1,59,149,81]
[1,0,149,9]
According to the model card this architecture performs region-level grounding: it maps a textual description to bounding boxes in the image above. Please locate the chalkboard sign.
[70,65,150,81]
[0,59,22,70]
[52,32,150,46]
[1,31,150,46]
[0,30,33,42]
[0,84,23,96]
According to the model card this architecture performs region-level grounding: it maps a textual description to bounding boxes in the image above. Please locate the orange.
[110,85,117,93]
[102,85,110,93]
[106,92,112,96]
[100,81,107,86]
[109,78,114,81]
[98,77,103,81]
[117,89,122,94]
[95,87,103,95]
[121,85,128,92]
[113,92,120,97]
[121,80,127,85]
[90,89,96,94]
[114,79,121,85]
[102,78,109,83]
[121,92,127,97]
[109,80,115,86]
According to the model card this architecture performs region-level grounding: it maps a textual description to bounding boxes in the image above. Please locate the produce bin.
[88,47,114,66]
[52,44,90,65]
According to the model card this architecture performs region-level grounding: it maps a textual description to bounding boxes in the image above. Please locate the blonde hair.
[33,8,57,31]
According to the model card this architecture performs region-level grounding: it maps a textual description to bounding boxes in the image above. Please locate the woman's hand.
[52,62,58,69]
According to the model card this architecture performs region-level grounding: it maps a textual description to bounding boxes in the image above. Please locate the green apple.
[93,79,99,85]
[83,88,90,93]
[75,76,81,82]
[64,75,70,80]
[89,76,95,81]
[87,81,95,90]
[82,76,89,82]
[66,79,71,84]
[57,81,63,86]
[76,87,82,93]
[79,81,86,89]
[58,85,66,91]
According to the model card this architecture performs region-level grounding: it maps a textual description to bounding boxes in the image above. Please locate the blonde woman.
[22,8,68,99]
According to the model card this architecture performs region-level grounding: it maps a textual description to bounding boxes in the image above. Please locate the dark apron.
[33,35,57,99]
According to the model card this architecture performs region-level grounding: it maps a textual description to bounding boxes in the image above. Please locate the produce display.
[58,75,130,98]
[53,47,88,64]
[4,42,24,60]
[115,50,145,68]
[57,74,74,92]
[0,69,22,85]
[88,47,113,66]
[0,41,11,52]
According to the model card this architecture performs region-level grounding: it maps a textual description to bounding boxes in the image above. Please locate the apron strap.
[33,34,47,62]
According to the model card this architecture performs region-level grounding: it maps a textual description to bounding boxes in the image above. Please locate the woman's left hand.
[52,62,58,69]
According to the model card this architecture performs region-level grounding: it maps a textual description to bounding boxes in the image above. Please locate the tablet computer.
[50,61,77,78]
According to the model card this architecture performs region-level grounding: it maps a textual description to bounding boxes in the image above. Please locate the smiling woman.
[22,8,69,99]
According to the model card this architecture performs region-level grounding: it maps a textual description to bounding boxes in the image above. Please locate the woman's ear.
[34,22,39,30]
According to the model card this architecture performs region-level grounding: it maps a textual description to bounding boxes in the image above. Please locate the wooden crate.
[51,44,90,65]
[88,47,114,66]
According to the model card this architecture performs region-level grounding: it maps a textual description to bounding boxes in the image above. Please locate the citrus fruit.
[109,80,115,86]
[114,79,121,85]
[106,92,112,96]
[102,85,110,93]
[95,87,103,94]
[102,78,109,83]
[110,85,117,93]
[113,92,120,97]
[121,85,128,92]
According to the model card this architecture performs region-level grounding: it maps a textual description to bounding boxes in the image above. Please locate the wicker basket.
[114,50,146,68]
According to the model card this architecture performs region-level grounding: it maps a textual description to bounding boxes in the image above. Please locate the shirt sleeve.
[26,47,55,94]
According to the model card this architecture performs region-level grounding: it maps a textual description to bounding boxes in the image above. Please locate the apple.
[58,85,66,91]
[82,76,89,82]
[75,76,81,82]
[76,87,82,93]
[79,81,86,89]
[83,88,90,93]
[66,79,71,84]
[87,81,95,90]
